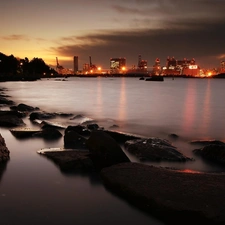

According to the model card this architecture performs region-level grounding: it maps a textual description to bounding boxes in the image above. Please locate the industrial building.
[110,58,126,74]
[161,56,200,76]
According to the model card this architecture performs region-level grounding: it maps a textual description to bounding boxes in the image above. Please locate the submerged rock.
[101,162,225,225]
[125,138,192,162]
[33,127,62,139]
[86,130,130,169]
[11,103,39,112]
[0,134,10,162]
[193,144,225,165]
[64,130,87,149]
[37,148,94,172]
[10,127,41,138]
[190,140,225,146]
[0,115,25,127]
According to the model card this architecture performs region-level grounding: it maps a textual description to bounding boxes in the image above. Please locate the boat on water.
[145,76,164,81]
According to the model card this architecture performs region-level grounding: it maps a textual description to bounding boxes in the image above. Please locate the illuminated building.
[152,58,161,75]
[138,55,147,71]
[73,56,78,74]
[110,58,126,74]
[219,60,225,73]
[162,56,200,76]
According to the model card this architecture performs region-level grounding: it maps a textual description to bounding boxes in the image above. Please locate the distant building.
[138,55,147,71]
[219,60,225,73]
[110,58,126,74]
[162,56,200,76]
[152,58,161,75]
[73,56,78,74]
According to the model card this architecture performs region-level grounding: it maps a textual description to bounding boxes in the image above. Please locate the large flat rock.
[101,162,225,225]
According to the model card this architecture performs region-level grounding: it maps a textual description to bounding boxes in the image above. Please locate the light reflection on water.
[1,77,225,224]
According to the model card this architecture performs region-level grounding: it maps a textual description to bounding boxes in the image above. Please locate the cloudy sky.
[0,0,225,70]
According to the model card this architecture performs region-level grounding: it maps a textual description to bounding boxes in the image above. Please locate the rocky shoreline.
[1,87,225,224]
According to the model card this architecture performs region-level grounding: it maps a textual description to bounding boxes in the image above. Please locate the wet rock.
[0,110,25,118]
[10,127,41,138]
[125,138,192,162]
[40,120,66,129]
[168,133,179,139]
[86,130,130,170]
[0,115,25,127]
[0,96,14,105]
[37,148,94,172]
[104,130,142,144]
[65,125,91,137]
[101,162,225,225]
[193,144,225,165]
[0,134,10,162]
[64,130,87,149]
[87,123,99,131]
[29,111,57,120]
[11,103,39,112]
[33,127,62,140]
[190,140,225,146]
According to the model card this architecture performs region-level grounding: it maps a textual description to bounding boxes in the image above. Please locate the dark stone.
[0,115,25,127]
[193,144,225,165]
[0,96,14,105]
[104,130,141,144]
[190,140,225,146]
[0,110,25,118]
[29,111,57,120]
[125,138,192,162]
[65,125,91,137]
[16,103,39,112]
[86,130,130,169]
[33,127,62,139]
[10,127,41,139]
[37,149,94,172]
[40,120,66,129]
[64,130,87,149]
[168,133,179,139]
[87,123,99,131]
[101,163,225,225]
[0,134,10,162]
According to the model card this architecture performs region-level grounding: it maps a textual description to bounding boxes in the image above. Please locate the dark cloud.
[51,17,225,69]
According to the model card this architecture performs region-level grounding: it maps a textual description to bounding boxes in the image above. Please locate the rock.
[86,130,130,169]
[10,127,41,138]
[101,162,225,225]
[37,148,94,172]
[0,134,10,162]
[87,123,99,131]
[0,96,14,105]
[193,144,225,165]
[125,138,192,162]
[0,115,25,127]
[190,140,225,146]
[0,110,25,118]
[104,130,142,144]
[40,120,66,129]
[13,103,39,112]
[33,127,62,140]
[29,112,57,120]
[168,133,179,139]
[64,130,87,149]
[65,125,91,137]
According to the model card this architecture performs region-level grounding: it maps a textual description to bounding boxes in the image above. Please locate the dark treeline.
[0,52,57,81]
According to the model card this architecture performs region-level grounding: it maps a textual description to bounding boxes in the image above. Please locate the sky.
[0,0,225,70]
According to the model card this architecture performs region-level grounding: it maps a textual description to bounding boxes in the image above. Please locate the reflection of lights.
[179,169,202,174]
[90,70,93,73]
[122,66,126,71]
[97,67,101,71]
[51,73,53,76]
[43,72,46,76]
[208,72,212,76]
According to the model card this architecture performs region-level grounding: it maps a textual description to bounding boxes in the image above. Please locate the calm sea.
[0,77,225,225]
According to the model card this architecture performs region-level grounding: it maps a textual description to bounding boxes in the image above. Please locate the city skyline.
[0,0,225,70]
